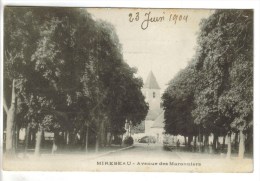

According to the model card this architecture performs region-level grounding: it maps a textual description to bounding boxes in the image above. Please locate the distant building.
[133,71,165,143]
[142,71,161,112]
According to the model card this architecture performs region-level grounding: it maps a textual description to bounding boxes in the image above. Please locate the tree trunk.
[95,133,99,153]
[238,130,245,159]
[108,132,112,146]
[52,131,59,154]
[183,136,187,146]
[188,135,193,147]
[222,135,226,150]
[41,131,45,149]
[14,124,20,151]
[194,136,197,148]
[34,126,43,157]
[31,130,36,147]
[80,129,85,149]
[234,132,239,149]
[104,125,108,147]
[24,123,30,155]
[199,135,202,152]
[28,128,32,147]
[63,131,66,144]
[204,135,209,146]
[202,135,208,153]
[245,131,253,154]
[66,131,70,145]
[100,120,105,148]
[5,79,16,156]
[85,126,89,152]
[60,131,64,148]
[213,133,219,152]
[226,133,232,159]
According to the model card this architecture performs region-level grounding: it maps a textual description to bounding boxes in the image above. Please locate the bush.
[123,136,134,146]
[111,136,122,145]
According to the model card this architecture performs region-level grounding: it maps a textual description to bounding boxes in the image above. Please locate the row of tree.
[3,7,148,156]
[162,10,253,158]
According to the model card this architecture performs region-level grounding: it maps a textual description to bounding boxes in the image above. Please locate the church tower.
[142,71,161,112]
[130,70,164,140]
[130,71,165,141]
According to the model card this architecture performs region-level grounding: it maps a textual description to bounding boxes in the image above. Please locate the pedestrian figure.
[209,141,213,154]
[52,143,58,154]
[177,139,180,147]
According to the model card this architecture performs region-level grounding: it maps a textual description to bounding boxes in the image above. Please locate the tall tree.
[162,10,253,158]
[4,8,42,155]
[4,7,149,155]
[162,64,198,146]
[192,10,253,157]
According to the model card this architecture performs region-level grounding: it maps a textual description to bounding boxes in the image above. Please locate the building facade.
[134,71,165,143]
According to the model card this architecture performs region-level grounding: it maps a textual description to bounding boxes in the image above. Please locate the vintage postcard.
[2,6,254,172]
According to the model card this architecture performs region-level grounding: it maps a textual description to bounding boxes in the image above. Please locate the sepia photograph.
[2,6,254,172]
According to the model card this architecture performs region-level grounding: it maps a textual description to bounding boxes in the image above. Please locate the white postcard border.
[0,0,259,181]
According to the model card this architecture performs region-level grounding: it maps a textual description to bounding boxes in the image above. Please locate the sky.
[88,8,212,92]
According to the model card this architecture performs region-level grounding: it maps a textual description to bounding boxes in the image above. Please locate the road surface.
[104,142,182,159]
[3,142,253,172]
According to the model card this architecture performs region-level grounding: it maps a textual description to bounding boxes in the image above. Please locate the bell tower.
[142,71,161,112]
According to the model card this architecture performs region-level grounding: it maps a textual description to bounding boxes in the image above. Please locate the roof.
[151,110,165,128]
[145,109,159,120]
[144,71,160,89]
[145,108,163,121]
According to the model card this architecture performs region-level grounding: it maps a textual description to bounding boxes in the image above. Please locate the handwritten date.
[129,11,188,30]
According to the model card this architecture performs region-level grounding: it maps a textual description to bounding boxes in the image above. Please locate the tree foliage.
[162,10,253,155]
[193,10,253,134]
[162,64,198,137]
[4,7,148,154]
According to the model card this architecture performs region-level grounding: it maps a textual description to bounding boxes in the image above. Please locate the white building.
[133,71,165,143]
